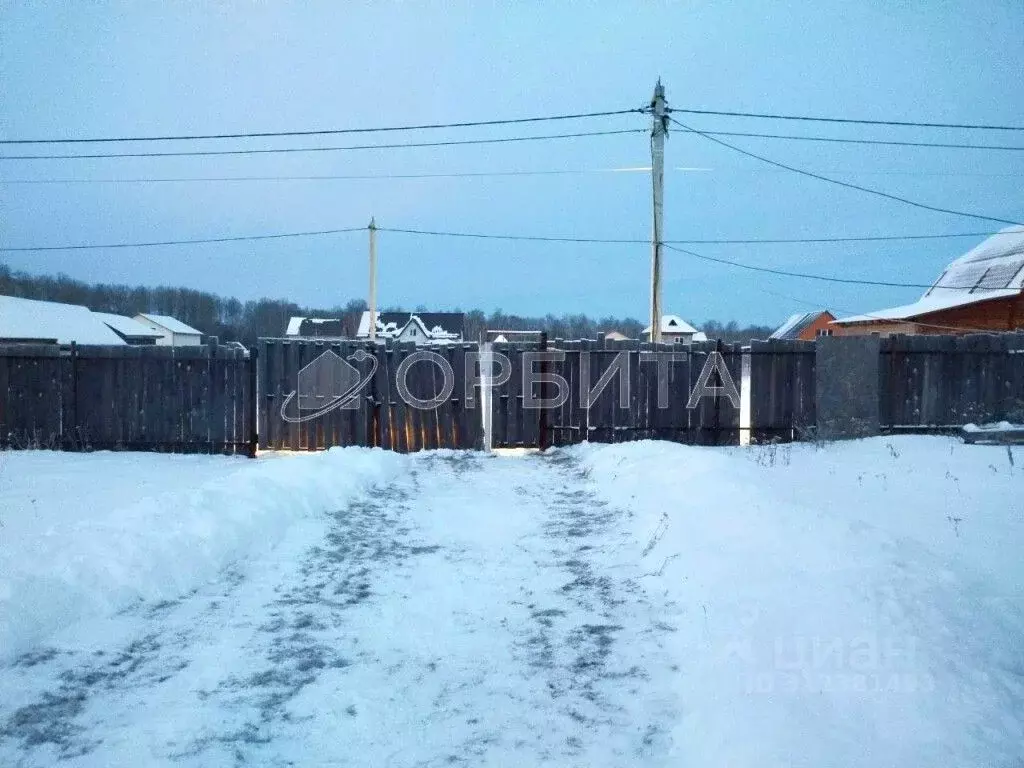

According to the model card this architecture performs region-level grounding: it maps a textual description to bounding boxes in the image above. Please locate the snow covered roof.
[135,313,203,336]
[837,228,1024,325]
[93,312,164,340]
[927,226,1024,296]
[770,310,829,340]
[835,289,1020,324]
[286,317,345,338]
[0,295,126,344]
[356,311,464,340]
[642,314,699,335]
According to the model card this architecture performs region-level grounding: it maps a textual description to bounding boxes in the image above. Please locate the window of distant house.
[409,327,417,336]
[816,329,834,337]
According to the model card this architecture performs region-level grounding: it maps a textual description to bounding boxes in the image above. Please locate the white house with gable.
[355,311,464,345]
[642,314,705,343]
[134,313,204,346]
[93,312,164,345]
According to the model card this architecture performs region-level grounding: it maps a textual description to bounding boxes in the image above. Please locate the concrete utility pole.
[649,79,668,343]
[368,217,378,342]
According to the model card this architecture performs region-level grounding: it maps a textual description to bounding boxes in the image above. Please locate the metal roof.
[135,313,203,336]
[770,311,828,340]
[93,312,163,339]
[0,296,126,345]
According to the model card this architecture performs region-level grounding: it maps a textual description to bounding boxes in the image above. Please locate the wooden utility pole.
[368,217,377,341]
[649,80,668,343]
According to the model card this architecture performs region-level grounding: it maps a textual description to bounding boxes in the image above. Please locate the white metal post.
[368,217,377,342]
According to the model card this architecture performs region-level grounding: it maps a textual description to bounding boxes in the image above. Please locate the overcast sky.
[2,1,1022,325]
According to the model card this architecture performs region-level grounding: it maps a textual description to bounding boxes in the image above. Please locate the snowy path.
[0,452,678,767]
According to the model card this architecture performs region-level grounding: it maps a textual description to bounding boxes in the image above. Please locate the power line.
[725,168,1023,178]
[667,231,1015,244]
[758,288,997,334]
[667,107,1024,132]
[664,243,935,288]
[0,129,644,161]
[0,109,645,145]
[0,225,647,251]
[376,226,1022,246]
[0,167,656,184]
[10,168,1022,185]
[3,224,1017,252]
[376,227,646,244]
[662,242,995,290]
[7,127,1022,161]
[669,116,1024,227]
[0,226,367,252]
[699,129,1024,152]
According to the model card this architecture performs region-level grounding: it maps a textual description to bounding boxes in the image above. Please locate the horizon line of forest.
[1,262,776,344]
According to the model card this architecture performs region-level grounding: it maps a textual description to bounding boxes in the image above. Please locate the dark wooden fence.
[257,338,483,452]
[490,338,744,448]
[747,339,816,442]
[0,342,254,454]
[880,332,1024,430]
[486,341,539,449]
[5,332,1019,456]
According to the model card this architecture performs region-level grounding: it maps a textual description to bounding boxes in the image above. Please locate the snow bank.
[0,448,404,662]
[963,420,1020,432]
[574,437,1024,767]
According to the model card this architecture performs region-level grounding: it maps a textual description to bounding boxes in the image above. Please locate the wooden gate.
[258,338,483,452]
[747,339,816,442]
[489,338,743,448]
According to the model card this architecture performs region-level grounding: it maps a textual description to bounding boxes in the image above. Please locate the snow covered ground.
[0,437,1021,766]
[0,449,404,662]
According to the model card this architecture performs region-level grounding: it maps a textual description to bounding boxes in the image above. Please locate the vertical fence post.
[207,338,218,454]
[248,344,259,458]
[62,342,78,450]
[538,331,549,451]
[713,338,723,445]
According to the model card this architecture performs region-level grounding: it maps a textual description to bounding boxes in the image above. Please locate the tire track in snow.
[172,467,444,763]
[0,470,437,766]
[505,450,679,763]
[0,450,679,767]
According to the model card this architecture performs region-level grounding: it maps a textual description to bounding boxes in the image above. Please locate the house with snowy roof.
[642,314,706,343]
[93,312,164,345]
[133,313,204,346]
[285,316,347,339]
[770,310,836,341]
[0,295,127,345]
[833,227,1024,336]
[355,311,464,345]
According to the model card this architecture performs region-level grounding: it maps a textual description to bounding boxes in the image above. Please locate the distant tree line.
[0,263,773,344]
